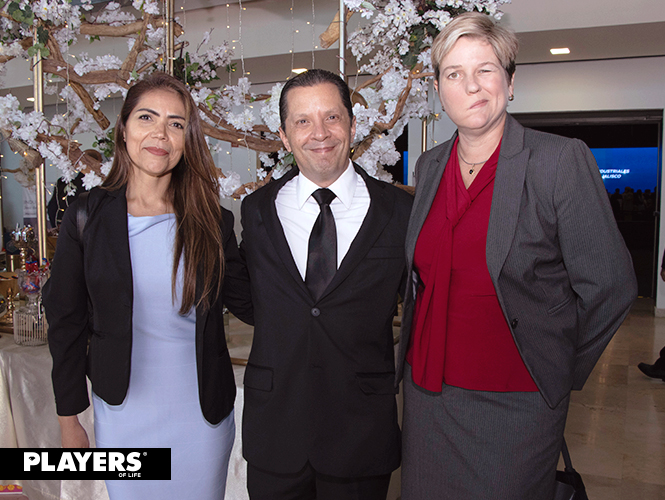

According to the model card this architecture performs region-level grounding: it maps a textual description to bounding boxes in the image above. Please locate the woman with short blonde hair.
[398,12,636,499]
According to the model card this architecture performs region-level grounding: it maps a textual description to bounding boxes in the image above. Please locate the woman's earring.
[508,94,514,101]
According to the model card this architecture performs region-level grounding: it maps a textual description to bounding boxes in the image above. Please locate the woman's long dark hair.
[104,72,223,314]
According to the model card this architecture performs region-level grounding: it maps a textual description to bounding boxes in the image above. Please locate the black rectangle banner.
[3,448,171,480]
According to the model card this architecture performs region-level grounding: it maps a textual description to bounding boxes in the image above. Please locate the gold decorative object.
[5,286,15,326]
[12,226,35,270]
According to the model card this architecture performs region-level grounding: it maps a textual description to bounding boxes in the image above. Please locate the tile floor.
[562,298,665,499]
[227,297,665,499]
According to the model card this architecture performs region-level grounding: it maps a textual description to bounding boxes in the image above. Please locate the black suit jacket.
[45,186,253,425]
[398,115,637,408]
[240,164,413,477]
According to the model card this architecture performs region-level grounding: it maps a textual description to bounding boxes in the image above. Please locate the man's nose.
[311,120,329,140]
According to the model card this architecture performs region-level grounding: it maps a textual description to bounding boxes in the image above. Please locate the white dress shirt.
[275,161,371,280]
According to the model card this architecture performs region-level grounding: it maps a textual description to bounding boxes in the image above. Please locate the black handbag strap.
[561,437,574,471]
[76,191,90,250]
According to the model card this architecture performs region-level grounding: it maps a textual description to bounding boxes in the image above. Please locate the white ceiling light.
[550,47,571,55]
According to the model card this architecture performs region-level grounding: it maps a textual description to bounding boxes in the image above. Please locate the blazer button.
[311,308,321,317]
[511,318,518,328]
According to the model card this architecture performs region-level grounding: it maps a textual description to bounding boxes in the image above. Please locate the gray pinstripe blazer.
[396,114,637,408]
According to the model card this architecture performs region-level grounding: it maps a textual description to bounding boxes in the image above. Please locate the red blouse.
[406,139,537,392]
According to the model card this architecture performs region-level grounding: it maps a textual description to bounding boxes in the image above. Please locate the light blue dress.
[92,213,235,500]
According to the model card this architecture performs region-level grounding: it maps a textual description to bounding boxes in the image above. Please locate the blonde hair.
[432,12,519,81]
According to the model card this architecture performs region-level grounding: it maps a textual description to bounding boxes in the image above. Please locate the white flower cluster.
[192,79,288,181]
[82,170,103,189]
[132,0,160,16]
[258,152,275,169]
[218,171,243,198]
[15,111,47,145]
[101,159,113,176]
[270,150,293,180]
[423,9,452,31]
[32,0,83,32]
[0,95,24,130]
[58,85,104,136]
[355,134,400,182]
[94,2,137,26]
[347,0,422,74]
[190,86,213,106]
[227,108,255,133]
[38,141,76,182]
[187,39,233,83]
[1,17,17,35]
[146,25,165,46]
[74,54,123,76]
[344,0,375,19]
[259,83,284,134]
[0,40,27,60]
[93,83,128,108]
[136,47,160,71]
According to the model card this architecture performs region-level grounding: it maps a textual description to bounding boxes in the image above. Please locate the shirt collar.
[295,160,357,210]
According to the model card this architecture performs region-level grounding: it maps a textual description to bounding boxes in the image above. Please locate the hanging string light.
[226,3,232,85]
[162,0,168,72]
[235,0,251,179]
[237,0,246,77]
[310,0,316,68]
[290,0,295,74]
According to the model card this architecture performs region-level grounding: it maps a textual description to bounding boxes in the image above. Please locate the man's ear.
[278,127,292,152]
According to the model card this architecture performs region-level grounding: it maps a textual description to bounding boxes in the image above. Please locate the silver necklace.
[458,151,489,175]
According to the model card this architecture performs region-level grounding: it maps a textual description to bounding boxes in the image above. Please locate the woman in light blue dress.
[46,73,253,499]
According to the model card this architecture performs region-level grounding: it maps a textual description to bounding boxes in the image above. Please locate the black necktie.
[306,188,337,300]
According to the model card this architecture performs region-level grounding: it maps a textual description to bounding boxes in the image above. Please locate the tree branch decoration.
[0,0,508,200]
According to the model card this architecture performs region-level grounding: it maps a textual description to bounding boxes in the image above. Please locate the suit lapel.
[486,114,530,283]
[259,167,312,297]
[318,164,393,301]
[405,137,455,267]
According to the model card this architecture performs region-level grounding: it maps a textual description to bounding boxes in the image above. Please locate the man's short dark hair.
[279,69,354,131]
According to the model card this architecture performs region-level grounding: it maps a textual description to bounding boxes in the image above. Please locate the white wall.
[408,56,665,309]
[500,0,665,31]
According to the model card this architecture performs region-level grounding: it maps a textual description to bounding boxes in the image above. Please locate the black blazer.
[398,115,637,408]
[240,164,413,477]
[45,186,253,425]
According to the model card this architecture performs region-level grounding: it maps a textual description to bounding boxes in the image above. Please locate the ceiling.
[3,1,665,102]
[515,21,665,65]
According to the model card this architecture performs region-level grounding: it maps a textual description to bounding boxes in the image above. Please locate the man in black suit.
[240,69,413,500]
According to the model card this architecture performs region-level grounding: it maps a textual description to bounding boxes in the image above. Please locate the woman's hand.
[58,415,90,448]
